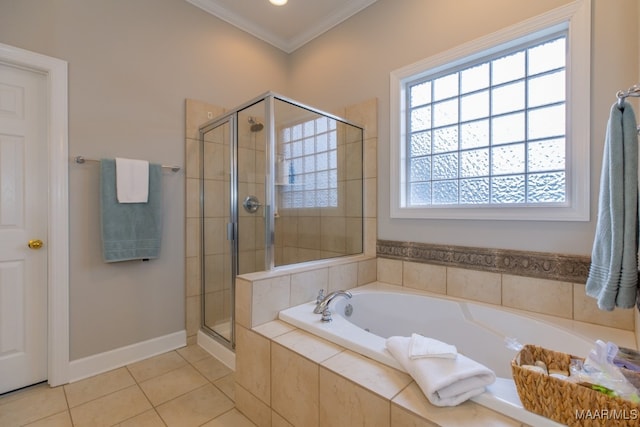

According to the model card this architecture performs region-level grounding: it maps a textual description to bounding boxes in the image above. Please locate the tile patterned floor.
[0,345,255,427]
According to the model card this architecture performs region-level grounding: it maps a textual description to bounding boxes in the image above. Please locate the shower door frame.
[199,114,238,349]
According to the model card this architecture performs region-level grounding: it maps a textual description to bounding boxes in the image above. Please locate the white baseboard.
[68,330,186,383]
[197,330,235,370]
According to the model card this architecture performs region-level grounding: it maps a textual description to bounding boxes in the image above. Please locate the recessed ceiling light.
[270,0,288,5]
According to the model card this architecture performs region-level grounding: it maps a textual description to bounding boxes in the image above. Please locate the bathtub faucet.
[313,290,352,314]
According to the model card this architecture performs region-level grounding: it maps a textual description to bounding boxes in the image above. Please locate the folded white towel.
[115,157,149,203]
[386,336,495,407]
[409,333,457,359]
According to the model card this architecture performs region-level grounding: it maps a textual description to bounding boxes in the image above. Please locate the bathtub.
[278,282,637,427]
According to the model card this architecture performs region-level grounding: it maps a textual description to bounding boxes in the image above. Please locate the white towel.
[386,336,495,407]
[409,333,457,359]
[115,157,149,203]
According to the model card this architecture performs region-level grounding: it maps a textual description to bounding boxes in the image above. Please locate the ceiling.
[185,0,379,53]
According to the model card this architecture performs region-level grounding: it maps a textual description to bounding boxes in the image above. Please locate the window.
[279,116,338,208]
[390,0,590,220]
[407,34,567,206]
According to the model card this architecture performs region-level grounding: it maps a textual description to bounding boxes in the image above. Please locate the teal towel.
[100,159,163,262]
[586,102,638,310]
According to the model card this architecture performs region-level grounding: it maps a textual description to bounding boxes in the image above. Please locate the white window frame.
[390,0,590,221]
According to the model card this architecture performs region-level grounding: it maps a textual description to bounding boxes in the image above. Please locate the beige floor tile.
[201,408,256,426]
[0,385,67,427]
[23,410,73,427]
[0,345,242,427]
[64,367,135,408]
[193,356,233,382]
[156,384,234,427]
[127,351,187,383]
[214,374,235,401]
[139,364,209,406]
[177,344,212,364]
[69,385,152,427]
[115,409,166,426]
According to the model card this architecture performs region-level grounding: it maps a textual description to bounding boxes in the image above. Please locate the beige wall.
[0,0,289,360]
[288,0,640,256]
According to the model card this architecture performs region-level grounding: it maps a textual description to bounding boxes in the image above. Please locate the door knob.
[28,239,43,250]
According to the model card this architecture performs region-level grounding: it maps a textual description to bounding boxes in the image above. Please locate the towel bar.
[74,156,180,172]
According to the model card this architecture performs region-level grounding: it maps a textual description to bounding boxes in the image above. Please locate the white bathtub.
[279,282,637,427]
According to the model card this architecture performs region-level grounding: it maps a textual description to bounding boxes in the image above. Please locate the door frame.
[0,42,69,387]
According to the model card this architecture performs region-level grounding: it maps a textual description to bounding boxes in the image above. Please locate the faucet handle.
[316,289,325,304]
[321,308,332,323]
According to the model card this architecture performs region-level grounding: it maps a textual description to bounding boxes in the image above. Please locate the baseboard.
[68,330,186,383]
[197,330,235,370]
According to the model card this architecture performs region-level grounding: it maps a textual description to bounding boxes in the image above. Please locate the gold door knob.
[28,239,43,250]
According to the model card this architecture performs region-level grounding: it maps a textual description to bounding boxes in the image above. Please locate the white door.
[0,61,48,394]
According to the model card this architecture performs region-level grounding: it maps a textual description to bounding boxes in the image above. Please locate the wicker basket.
[511,344,640,426]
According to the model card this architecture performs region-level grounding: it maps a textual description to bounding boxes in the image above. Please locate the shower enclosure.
[199,93,364,349]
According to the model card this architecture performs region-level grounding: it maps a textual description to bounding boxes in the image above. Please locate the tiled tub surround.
[234,253,637,426]
[236,319,525,427]
[278,283,637,427]
[376,253,635,332]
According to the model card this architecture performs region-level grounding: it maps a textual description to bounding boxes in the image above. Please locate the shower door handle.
[242,195,262,213]
[227,222,236,241]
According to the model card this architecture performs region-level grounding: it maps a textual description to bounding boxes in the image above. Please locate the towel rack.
[616,84,640,108]
[74,156,181,172]
[616,84,640,135]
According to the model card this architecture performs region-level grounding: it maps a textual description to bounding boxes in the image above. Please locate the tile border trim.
[376,240,590,283]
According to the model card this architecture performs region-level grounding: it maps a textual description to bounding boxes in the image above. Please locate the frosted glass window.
[280,116,340,208]
[433,99,458,127]
[405,33,567,207]
[492,51,525,85]
[411,106,431,132]
[411,82,432,107]
[461,64,489,93]
[410,131,431,156]
[433,73,459,101]
[491,81,525,115]
[461,91,489,122]
[433,126,458,153]
[460,178,490,204]
[461,149,489,178]
[460,120,489,149]
[432,153,458,180]
[411,157,431,181]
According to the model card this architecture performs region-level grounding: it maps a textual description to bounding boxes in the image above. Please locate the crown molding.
[185,0,377,53]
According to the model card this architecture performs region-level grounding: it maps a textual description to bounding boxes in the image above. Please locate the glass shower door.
[201,117,234,344]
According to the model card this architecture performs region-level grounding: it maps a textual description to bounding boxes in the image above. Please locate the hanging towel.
[409,333,458,359]
[100,159,163,262]
[386,336,495,407]
[115,157,149,203]
[586,101,639,310]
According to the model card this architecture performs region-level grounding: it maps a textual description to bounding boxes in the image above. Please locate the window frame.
[389,0,591,221]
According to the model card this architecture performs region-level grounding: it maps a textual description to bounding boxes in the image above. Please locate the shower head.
[248,117,264,132]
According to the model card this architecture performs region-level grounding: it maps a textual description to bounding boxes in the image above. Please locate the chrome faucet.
[313,290,352,314]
